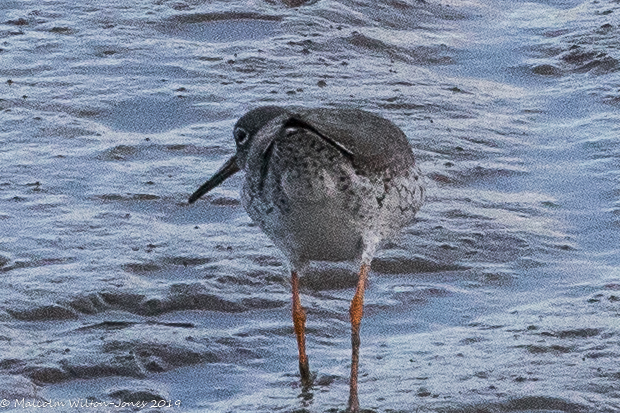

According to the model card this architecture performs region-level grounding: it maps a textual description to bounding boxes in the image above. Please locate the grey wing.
[292,108,416,172]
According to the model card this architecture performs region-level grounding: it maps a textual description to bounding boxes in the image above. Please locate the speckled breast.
[241,124,424,265]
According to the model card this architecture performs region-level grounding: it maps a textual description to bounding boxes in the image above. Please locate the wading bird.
[189,106,424,412]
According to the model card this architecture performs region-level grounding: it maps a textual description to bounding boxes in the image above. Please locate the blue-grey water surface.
[0,0,619,412]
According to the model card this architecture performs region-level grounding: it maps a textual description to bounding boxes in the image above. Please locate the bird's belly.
[243,169,422,264]
[279,202,363,262]
[245,193,365,263]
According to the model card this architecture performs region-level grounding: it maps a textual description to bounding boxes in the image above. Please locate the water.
[0,0,619,412]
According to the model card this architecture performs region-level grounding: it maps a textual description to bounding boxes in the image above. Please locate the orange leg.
[292,270,311,385]
[348,262,370,413]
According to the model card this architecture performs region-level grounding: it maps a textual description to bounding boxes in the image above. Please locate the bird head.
[188,106,288,204]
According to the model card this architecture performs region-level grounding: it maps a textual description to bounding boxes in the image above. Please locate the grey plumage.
[188,106,425,413]
[235,107,424,267]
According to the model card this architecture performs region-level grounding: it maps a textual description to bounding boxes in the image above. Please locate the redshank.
[188,106,425,412]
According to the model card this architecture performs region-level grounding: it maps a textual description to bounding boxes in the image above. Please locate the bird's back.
[293,108,416,174]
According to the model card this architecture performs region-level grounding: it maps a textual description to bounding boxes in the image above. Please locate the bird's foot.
[346,398,360,413]
[299,359,312,387]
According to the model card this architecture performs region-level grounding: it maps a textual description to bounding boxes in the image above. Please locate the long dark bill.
[188,155,240,204]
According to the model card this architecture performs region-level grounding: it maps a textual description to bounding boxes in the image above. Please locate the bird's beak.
[188,155,240,204]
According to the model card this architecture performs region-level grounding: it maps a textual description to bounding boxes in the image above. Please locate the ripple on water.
[0,375,38,400]
[157,11,283,42]
[529,0,620,78]
[6,304,78,322]
[95,96,227,133]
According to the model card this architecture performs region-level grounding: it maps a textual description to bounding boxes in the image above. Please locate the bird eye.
[234,127,249,144]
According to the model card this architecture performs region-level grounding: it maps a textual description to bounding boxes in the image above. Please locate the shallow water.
[0,0,619,412]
